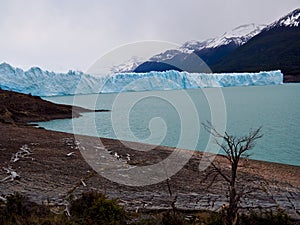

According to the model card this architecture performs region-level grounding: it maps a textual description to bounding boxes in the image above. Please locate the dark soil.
[0,89,108,124]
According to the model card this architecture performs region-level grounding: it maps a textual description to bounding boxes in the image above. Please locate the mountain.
[197,23,266,50]
[109,56,145,73]
[212,8,300,82]
[134,61,182,73]
[264,8,300,30]
[134,24,265,73]
[194,24,266,65]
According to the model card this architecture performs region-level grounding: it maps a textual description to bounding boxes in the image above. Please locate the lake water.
[38,84,300,166]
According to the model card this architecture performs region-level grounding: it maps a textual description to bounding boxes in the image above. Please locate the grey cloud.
[0,0,298,72]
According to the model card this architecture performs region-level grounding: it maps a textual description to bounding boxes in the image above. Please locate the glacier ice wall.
[0,63,283,96]
[0,63,101,96]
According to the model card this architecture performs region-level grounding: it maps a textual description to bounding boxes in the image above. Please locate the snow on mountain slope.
[110,24,265,73]
[150,49,184,61]
[180,40,212,51]
[205,23,266,48]
[0,63,283,96]
[181,23,266,51]
[265,8,300,30]
[147,23,265,65]
[109,56,145,73]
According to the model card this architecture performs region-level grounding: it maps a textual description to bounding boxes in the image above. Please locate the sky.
[0,0,299,72]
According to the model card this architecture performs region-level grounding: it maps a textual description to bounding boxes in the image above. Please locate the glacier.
[0,63,283,97]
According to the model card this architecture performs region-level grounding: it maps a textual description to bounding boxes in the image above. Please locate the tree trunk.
[226,186,238,225]
[226,162,238,225]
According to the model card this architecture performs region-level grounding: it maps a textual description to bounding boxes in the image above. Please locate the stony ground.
[0,123,299,220]
[0,89,299,221]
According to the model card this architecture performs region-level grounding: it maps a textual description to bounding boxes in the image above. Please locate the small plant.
[161,211,188,225]
[134,214,161,225]
[240,208,292,225]
[0,193,295,225]
[0,192,127,225]
[0,192,53,225]
[190,211,223,225]
[70,191,127,225]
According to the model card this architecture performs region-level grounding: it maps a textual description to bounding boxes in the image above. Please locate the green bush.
[70,191,127,225]
[0,192,54,225]
[134,211,190,225]
[161,211,188,225]
[0,192,127,225]
[187,211,223,225]
[0,193,296,225]
[239,208,292,225]
[134,215,161,225]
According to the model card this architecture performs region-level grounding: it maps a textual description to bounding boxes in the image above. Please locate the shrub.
[0,192,53,225]
[161,211,188,225]
[194,211,223,225]
[239,208,292,225]
[70,191,127,225]
[0,192,127,225]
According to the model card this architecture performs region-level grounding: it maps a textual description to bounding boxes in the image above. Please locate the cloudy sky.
[0,0,298,72]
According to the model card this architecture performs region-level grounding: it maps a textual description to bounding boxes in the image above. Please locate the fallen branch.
[11,144,34,162]
[0,167,20,182]
[66,171,96,196]
[0,195,7,202]
[66,152,75,157]
[81,180,87,187]
[64,203,71,217]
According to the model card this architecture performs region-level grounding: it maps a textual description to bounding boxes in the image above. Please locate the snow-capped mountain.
[155,23,265,60]
[133,23,266,73]
[102,8,300,75]
[109,56,145,73]
[180,40,212,51]
[150,49,187,62]
[110,24,265,73]
[212,9,300,80]
[264,8,300,31]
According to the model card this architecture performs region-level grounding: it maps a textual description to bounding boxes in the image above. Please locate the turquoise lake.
[38,84,300,166]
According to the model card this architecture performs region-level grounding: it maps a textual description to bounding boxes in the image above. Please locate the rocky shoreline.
[0,89,299,221]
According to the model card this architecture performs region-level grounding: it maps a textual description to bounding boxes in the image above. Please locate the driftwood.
[11,144,34,162]
[0,195,7,202]
[66,152,75,157]
[0,167,20,182]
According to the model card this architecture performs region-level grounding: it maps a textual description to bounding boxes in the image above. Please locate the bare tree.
[202,122,263,225]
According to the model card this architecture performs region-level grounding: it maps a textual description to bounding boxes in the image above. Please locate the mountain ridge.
[264,8,299,31]
[133,8,299,82]
[211,9,300,81]
[134,23,266,73]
